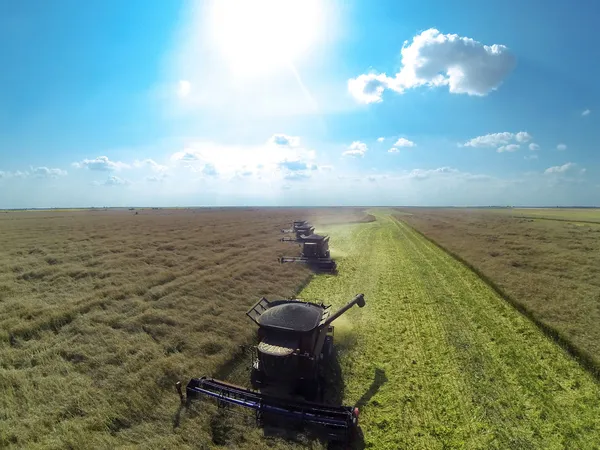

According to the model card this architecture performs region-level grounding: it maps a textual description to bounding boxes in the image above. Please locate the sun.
[208,0,322,76]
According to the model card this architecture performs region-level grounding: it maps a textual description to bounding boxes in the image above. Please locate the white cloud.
[342,141,368,157]
[462,131,533,153]
[544,162,576,174]
[94,175,131,186]
[394,137,416,147]
[146,174,168,182]
[348,73,390,104]
[515,132,532,143]
[284,172,311,181]
[73,156,129,171]
[408,167,459,180]
[529,143,540,151]
[177,80,191,98]
[0,170,28,179]
[463,132,514,148]
[582,109,591,117]
[31,167,67,178]
[171,150,202,161]
[580,168,587,175]
[319,165,334,171]
[557,143,567,151]
[170,137,317,180]
[269,134,300,147]
[202,163,218,177]
[524,154,538,160]
[348,28,515,103]
[134,159,168,173]
[388,147,399,153]
[377,137,385,142]
[497,144,520,153]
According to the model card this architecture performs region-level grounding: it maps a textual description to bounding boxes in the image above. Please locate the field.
[487,207,600,223]
[2,208,600,449]
[0,207,370,449]
[398,208,600,373]
[300,212,599,448]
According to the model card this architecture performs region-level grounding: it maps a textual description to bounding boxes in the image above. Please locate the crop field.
[0,207,371,449]
[300,212,600,449]
[487,207,600,223]
[398,208,600,373]
[2,208,599,449]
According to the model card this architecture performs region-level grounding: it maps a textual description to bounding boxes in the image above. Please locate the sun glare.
[208,0,322,76]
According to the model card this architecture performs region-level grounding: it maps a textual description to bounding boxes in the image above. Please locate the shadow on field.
[356,368,388,409]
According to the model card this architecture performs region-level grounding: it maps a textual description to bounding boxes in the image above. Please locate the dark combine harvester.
[281,220,314,236]
[280,225,316,242]
[180,294,366,445]
[279,234,336,272]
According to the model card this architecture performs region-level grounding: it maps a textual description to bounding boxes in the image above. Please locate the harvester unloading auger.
[178,294,366,445]
[279,234,337,272]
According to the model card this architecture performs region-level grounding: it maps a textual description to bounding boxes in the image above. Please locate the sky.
[1,0,599,208]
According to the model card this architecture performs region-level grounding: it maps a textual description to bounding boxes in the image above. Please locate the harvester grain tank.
[180,294,366,444]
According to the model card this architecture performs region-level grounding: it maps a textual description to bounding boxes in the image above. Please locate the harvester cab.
[181,294,366,445]
[279,234,336,271]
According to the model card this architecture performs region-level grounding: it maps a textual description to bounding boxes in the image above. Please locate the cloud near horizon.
[73,156,130,171]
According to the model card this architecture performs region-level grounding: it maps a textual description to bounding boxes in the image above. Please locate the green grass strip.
[301,212,600,449]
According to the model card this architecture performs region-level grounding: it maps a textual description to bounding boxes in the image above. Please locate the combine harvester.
[279,233,337,272]
[178,294,367,446]
[281,220,315,240]
[280,224,316,242]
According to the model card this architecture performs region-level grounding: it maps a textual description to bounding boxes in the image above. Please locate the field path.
[301,212,600,449]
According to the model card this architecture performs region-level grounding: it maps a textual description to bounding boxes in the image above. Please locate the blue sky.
[1,0,598,207]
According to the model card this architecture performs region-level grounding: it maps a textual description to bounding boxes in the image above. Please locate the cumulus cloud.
[0,170,28,179]
[557,143,567,151]
[529,143,540,151]
[31,167,67,178]
[408,167,459,180]
[463,132,514,147]
[497,144,520,153]
[73,156,129,171]
[202,163,218,177]
[515,132,532,143]
[348,28,515,103]
[146,174,168,182]
[170,136,317,181]
[388,147,399,153]
[284,172,311,181]
[582,109,591,117]
[462,131,532,152]
[544,162,576,174]
[343,141,368,157]
[377,137,385,142]
[94,175,131,186]
[268,134,300,147]
[134,159,168,173]
[394,138,416,147]
[171,150,202,161]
